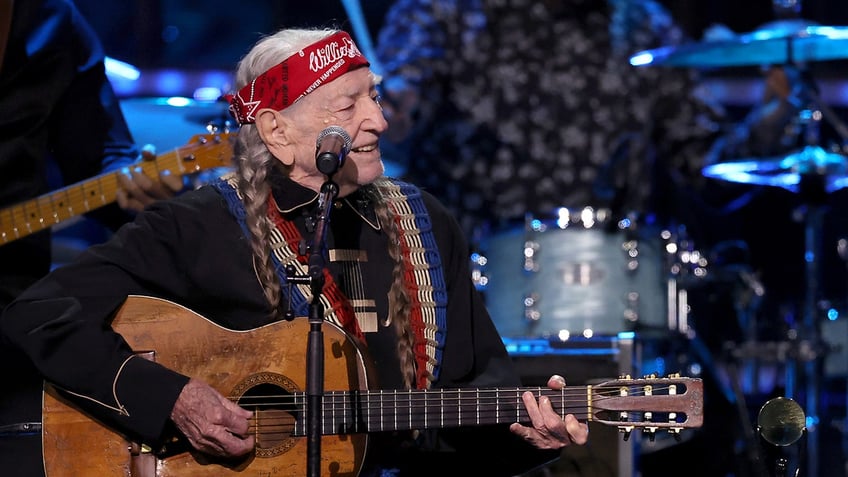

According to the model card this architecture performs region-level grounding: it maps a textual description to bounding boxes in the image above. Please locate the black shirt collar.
[269,169,381,230]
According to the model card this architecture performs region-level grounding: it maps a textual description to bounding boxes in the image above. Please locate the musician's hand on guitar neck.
[509,375,589,450]
[116,145,186,212]
[170,379,255,458]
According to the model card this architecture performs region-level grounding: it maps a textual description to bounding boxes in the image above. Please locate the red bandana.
[223,31,370,125]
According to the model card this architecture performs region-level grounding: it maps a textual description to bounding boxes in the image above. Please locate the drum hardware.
[632,4,848,472]
[517,221,544,328]
[698,79,843,477]
[470,250,489,290]
[629,19,848,69]
[703,157,843,477]
[702,165,837,477]
[661,226,711,336]
[701,60,848,194]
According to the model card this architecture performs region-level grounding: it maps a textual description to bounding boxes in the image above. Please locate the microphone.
[756,397,806,477]
[315,126,352,176]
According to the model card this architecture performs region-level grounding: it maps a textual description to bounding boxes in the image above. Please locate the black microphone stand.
[286,177,340,477]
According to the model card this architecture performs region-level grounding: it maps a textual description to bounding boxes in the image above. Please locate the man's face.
[281,67,388,195]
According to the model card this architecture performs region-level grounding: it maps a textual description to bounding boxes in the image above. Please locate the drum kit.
[477,5,848,477]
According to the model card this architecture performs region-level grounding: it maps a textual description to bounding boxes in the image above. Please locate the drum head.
[480,209,667,339]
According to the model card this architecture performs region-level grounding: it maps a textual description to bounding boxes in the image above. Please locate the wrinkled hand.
[509,375,589,450]
[170,379,255,458]
[116,145,185,212]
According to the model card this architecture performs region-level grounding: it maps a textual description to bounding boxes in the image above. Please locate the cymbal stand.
[796,66,848,143]
[784,72,842,477]
[788,178,829,477]
[773,0,848,144]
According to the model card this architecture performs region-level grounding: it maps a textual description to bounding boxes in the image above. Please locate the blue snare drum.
[478,207,671,340]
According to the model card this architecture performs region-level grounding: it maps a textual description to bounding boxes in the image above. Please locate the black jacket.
[2,180,557,476]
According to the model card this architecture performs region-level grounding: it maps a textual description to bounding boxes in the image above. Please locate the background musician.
[0,0,184,473]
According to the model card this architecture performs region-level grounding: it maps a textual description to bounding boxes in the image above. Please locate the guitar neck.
[286,384,686,435]
[283,387,577,436]
[270,378,700,437]
[314,387,588,434]
[0,155,180,243]
[0,133,231,245]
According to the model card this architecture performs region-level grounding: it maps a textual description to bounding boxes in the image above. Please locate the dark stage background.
[72,0,848,71]
[60,1,848,476]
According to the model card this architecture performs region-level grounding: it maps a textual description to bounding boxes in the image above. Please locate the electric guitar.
[0,133,233,245]
[42,295,704,477]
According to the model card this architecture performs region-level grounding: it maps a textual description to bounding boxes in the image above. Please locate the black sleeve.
[48,5,141,231]
[0,191,227,445]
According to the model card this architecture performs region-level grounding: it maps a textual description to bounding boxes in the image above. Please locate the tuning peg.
[669,383,678,422]
[646,427,657,442]
[670,428,682,442]
[667,372,681,378]
[619,426,634,441]
[643,384,654,422]
[619,386,629,423]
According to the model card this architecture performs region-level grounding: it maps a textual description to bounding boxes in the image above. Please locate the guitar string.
[233,393,683,414]
[231,385,693,437]
[242,413,602,435]
[240,410,659,429]
[230,383,686,403]
[343,250,368,325]
[240,408,684,437]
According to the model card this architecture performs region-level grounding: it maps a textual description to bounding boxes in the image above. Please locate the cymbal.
[702,145,848,193]
[630,20,848,68]
[120,97,232,151]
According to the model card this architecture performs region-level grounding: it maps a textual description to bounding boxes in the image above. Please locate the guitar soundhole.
[233,373,300,458]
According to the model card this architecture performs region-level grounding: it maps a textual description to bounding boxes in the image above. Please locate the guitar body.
[43,295,371,477]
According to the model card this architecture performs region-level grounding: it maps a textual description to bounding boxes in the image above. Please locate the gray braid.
[365,184,418,389]
[232,126,281,313]
[231,28,339,314]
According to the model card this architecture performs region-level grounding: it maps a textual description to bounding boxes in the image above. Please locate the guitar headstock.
[177,132,235,172]
[589,374,703,440]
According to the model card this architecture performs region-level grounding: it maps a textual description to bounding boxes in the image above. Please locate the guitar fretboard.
[282,387,584,435]
[0,134,231,244]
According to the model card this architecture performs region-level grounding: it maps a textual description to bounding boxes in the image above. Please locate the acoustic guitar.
[42,295,704,477]
[0,133,233,245]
